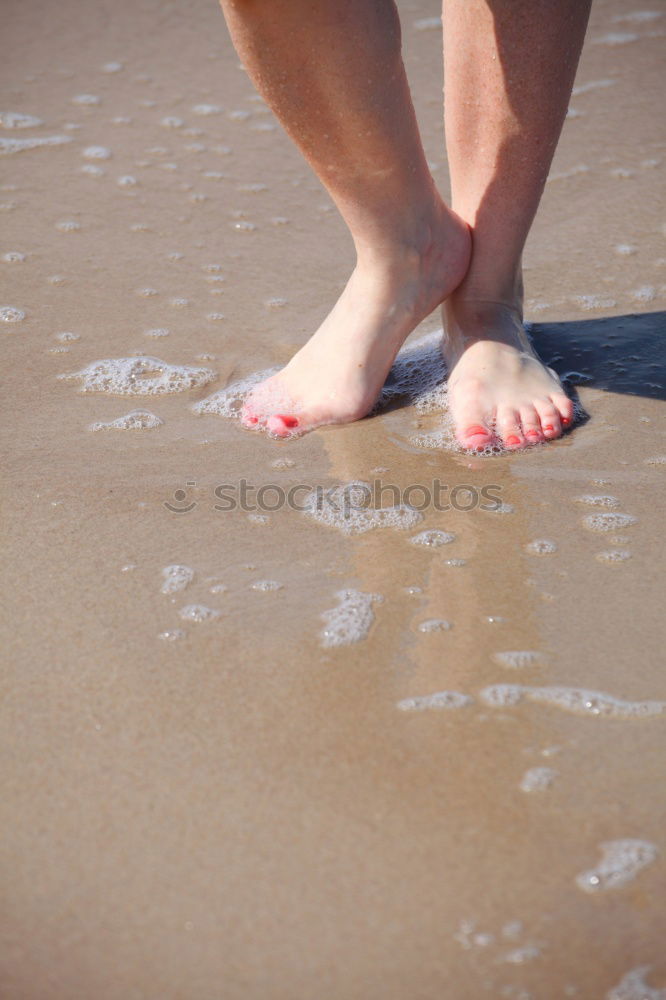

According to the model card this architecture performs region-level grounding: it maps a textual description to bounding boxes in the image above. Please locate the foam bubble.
[0,135,71,155]
[520,767,557,793]
[117,175,138,187]
[414,16,442,30]
[631,285,656,303]
[102,61,123,73]
[444,558,467,567]
[417,619,453,633]
[55,220,80,232]
[0,305,25,323]
[576,494,620,508]
[89,409,163,431]
[161,564,194,595]
[232,220,256,232]
[193,368,277,419]
[302,481,423,535]
[397,691,473,711]
[615,244,638,255]
[144,328,169,338]
[582,512,637,532]
[0,111,44,129]
[178,604,220,623]
[250,579,282,591]
[81,163,105,176]
[192,104,222,115]
[71,94,101,105]
[479,684,666,719]
[645,455,666,466]
[207,313,225,321]
[169,297,189,307]
[572,79,615,96]
[613,10,662,23]
[596,549,631,563]
[489,503,515,515]
[209,583,227,595]
[492,651,543,670]
[161,116,184,128]
[576,840,658,893]
[593,32,639,44]
[82,145,111,160]
[158,629,186,641]
[503,945,541,965]
[607,967,666,1000]
[2,251,26,262]
[265,297,288,309]
[574,293,617,310]
[59,356,216,395]
[410,529,455,547]
[525,539,557,555]
[56,331,80,342]
[547,164,590,183]
[320,589,383,647]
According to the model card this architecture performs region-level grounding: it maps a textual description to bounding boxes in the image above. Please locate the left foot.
[240,199,471,437]
[442,296,574,452]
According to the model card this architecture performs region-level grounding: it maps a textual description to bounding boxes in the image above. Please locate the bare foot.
[442,296,574,452]
[241,201,471,437]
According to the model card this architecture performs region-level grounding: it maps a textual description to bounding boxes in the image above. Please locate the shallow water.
[1,0,665,997]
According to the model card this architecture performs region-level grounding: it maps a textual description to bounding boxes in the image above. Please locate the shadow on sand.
[377,311,665,425]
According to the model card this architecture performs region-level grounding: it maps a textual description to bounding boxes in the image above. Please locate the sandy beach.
[2,0,666,996]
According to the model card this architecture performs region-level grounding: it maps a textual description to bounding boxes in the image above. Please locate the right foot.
[241,201,471,437]
[442,296,575,452]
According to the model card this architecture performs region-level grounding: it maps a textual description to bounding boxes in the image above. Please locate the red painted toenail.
[543,424,555,432]
[562,417,571,426]
[246,415,258,424]
[277,414,299,428]
[526,430,541,438]
[506,435,521,446]
[466,425,490,437]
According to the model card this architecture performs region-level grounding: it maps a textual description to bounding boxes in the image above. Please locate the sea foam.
[320,589,382,647]
[576,839,658,892]
[60,356,216,395]
[479,684,666,719]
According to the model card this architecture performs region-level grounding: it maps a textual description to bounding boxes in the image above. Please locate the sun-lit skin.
[219,0,590,450]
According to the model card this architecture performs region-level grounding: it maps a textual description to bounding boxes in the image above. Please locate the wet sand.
[2,0,666,997]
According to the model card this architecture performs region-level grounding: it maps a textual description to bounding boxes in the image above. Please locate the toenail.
[526,430,541,438]
[562,417,571,426]
[466,425,490,437]
[246,415,258,424]
[506,435,521,446]
[277,414,299,428]
[543,424,555,432]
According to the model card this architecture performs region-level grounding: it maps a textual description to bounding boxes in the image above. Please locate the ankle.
[352,193,464,268]
[450,264,524,314]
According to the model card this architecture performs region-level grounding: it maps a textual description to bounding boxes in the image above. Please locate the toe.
[520,404,544,445]
[551,392,575,428]
[456,422,495,452]
[535,399,562,439]
[497,408,525,450]
[240,403,261,428]
[266,414,300,438]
